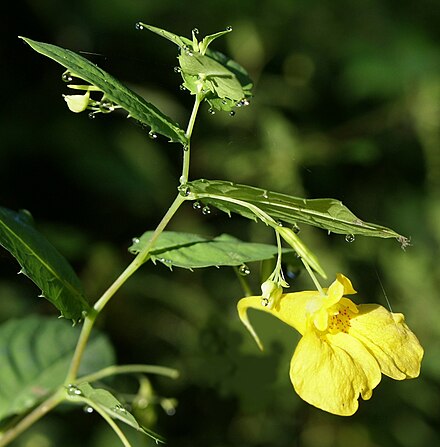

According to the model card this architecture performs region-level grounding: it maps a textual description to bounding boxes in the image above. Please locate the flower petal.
[349,304,423,379]
[336,273,357,295]
[290,330,381,416]
[63,90,90,113]
[237,296,266,350]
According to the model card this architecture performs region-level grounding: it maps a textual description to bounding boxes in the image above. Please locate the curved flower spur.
[237,273,423,416]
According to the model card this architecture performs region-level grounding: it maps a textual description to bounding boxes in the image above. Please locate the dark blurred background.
[1,1,440,446]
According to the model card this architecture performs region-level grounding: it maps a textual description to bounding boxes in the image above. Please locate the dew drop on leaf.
[229,111,236,117]
[193,201,202,210]
[88,112,97,119]
[135,22,144,30]
[174,66,182,73]
[239,264,251,276]
[149,130,158,139]
[202,205,211,215]
[83,405,94,414]
[226,26,233,31]
[208,108,216,115]
[345,234,356,243]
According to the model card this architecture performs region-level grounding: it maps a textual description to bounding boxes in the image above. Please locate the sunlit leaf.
[0,207,90,321]
[0,316,115,422]
[19,37,187,145]
[186,180,409,246]
[138,23,253,112]
[129,231,291,269]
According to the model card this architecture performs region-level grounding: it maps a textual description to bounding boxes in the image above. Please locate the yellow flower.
[237,273,423,416]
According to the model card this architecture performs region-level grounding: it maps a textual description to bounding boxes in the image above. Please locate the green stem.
[181,94,202,184]
[0,389,65,447]
[79,364,179,383]
[302,258,325,295]
[65,193,186,384]
[234,266,253,297]
[82,399,132,447]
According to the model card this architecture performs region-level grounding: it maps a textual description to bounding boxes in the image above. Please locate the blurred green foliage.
[2,0,440,446]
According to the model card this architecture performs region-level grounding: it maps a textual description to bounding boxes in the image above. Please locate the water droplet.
[62,71,73,82]
[229,110,235,117]
[149,130,158,139]
[135,22,144,30]
[202,206,211,215]
[185,50,194,56]
[179,84,187,91]
[192,28,199,35]
[174,66,181,73]
[99,101,114,113]
[67,384,82,397]
[88,112,97,119]
[261,297,269,306]
[178,184,191,196]
[208,108,215,115]
[226,26,233,32]
[193,201,202,210]
[183,144,189,151]
[262,190,269,199]
[83,405,94,414]
[239,264,251,276]
[276,220,283,227]
[113,404,127,414]
[292,223,300,234]
[345,234,356,243]
[132,237,140,244]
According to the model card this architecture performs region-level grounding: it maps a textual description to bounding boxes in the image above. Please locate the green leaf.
[0,316,115,422]
[138,23,253,112]
[19,37,187,145]
[129,231,290,269]
[0,207,91,321]
[71,382,164,443]
[186,180,410,246]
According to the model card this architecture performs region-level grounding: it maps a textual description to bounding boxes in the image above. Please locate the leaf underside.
[0,316,115,422]
[129,231,291,269]
[186,179,409,245]
[75,382,165,443]
[19,37,187,145]
[0,207,90,321]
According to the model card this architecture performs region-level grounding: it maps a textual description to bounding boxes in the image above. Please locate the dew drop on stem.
[67,384,82,397]
[292,223,300,234]
[192,28,199,35]
[62,71,73,82]
[239,264,251,276]
[226,26,233,31]
[174,66,181,73]
[135,22,144,30]
[208,108,215,115]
